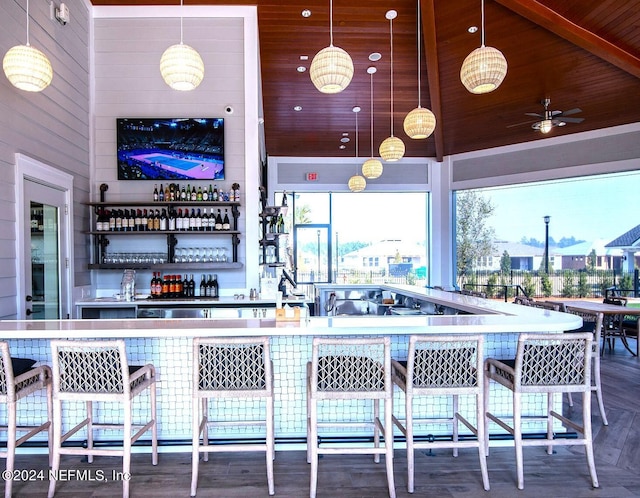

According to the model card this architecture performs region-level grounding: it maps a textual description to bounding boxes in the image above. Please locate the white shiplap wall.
[92,7,260,296]
[0,0,91,319]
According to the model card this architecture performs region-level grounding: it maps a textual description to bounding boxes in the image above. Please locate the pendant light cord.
[329,0,334,46]
[355,108,359,175]
[370,71,375,157]
[26,0,30,45]
[180,0,184,44]
[416,0,421,108]
[481,0,486,47]
[389,15,394,137]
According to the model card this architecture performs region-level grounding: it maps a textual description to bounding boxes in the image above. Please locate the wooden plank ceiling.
[91,0,640,162]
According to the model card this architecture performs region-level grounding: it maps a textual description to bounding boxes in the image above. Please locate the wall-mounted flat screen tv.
[117,118,224,180]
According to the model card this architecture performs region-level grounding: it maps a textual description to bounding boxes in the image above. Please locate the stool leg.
[406,395,415,493]
[202,398,209,462]
[46,380,53,467]
[5,402,16,498]
[151,380,158,465]
[582,391,599,488]
[452,394,459,457]
[190,397,200,497]
[374,398,380,464]
[309,397,318,498]
[266,395,275,495]
[123,403,132,498]
[47,400,62,498]
[513,391,524,490]
[483,368,490,457]
[476,390,490,491]
[593,354,608,425]
[384,397,396,498]
[306,367,312,464]
[86,400,93,464]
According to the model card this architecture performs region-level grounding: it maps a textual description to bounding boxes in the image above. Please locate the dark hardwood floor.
[5,345,640,497]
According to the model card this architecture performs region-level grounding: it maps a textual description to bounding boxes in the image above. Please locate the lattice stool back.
[48,340,157,498]
[0,341,52,498]
[392,335,489,493]
[191,337,274,497]
[307,336,395,498]
[484,332,598,490]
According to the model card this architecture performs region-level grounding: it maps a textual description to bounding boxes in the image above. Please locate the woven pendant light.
[160,0,204,91]
[460,0,507,94]
[403,0,436,139]
[362,67,383,179]
[348,106,366,192]
[310,0,354,94]
[379,10,405,162]
[3,0,53,92]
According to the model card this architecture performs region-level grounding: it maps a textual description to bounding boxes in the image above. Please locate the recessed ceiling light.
[369,52,382,62]
[342,132,349,136]
[367,66,377,74]
[339,145,346,149]
[293,105,303,111]
[300,55,309,61]
[297,66,307,72]
[341,137,350,143]
[468,26,478,34]
[302,9,311,18]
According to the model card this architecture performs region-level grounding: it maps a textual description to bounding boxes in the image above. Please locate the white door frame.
[15,153,74,319]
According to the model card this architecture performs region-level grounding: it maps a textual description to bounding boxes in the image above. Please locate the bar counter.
[0,287,582,450]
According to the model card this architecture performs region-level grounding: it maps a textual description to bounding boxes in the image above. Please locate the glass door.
[23,179,68,319]
[293,224,331,284]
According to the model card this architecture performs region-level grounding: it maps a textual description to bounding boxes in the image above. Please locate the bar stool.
[191,337,274,497]
[563,309,608,425]
[0,342,52,498]
[484,332,598,490]
[391,335,489,493]
[48,340,157,498]
[307,336,395,498]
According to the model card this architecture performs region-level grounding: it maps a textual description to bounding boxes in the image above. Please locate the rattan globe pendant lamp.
[310,0,354,94]
[379,10,405,162]
[160,0,204,91]
[3,0,53,92]
[403,0,436,139]
[362,67,383,179]
[348,106,367,192]
[460,0,507,94]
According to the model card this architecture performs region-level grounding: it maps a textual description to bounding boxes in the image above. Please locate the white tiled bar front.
[0,288,581,452]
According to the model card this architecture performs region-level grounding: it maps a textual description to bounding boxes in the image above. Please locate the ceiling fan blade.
[525,112,543,118]
[507,119,537,128]
[560,108,582,116]
[557,116,584,123]
[550,110,563,116]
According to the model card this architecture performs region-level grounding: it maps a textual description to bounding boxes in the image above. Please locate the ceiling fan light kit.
[528,98,584,133]
[310,0,354,94]
[460,0,507,94]
[3,0,53,92]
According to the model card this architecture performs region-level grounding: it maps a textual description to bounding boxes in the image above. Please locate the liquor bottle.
[128,209,135,231]
[153,184,159,202]
[175,274,183,297]
[182,274,189,297]
[199,274,206,298]
[201,208,209,231]
[115,210,123,231]
[181,185,187,201]
[277,213,285,233]
[146,209,154,231]
[208,184,213,201]
[213,184,219,201]
[158,209,168,232]
[168,208,176,231]
[205,274,213,297]
[186,184,192,200]
[189,274,195,298]
[189,209,197,231]
[282,190,288,208]
[165,184,170,202]
[212,274,219,298]
[195,208,202,231]
[108,209,116,231]
[134,209,142,231]
[191,186,197,201]
[168,274,176,298]
[222,209,230,230]
[162,275,169,298]
[197,186,203,201]
[215,209,223,230]
[176,208,183,231]
[202,186,208,201]
[150,272,156,297]
[96,208,105,231]
[158,184,165,202]
[153,209,161,231]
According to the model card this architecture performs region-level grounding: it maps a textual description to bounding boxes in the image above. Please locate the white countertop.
[2,287,581,339]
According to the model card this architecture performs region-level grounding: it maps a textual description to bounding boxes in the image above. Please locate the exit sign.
[306,172,318,181]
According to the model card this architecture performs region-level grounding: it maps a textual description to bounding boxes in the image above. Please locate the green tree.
[598,272,613,297]
[522,272,536,298]
[577,271,591,297]
[486,272,498,298]
[500,250,511,274]
[561,270,576,297]
[455,191,496,287]
[587,249,597,272]
[294,204,312,225]
[620,273,634,296]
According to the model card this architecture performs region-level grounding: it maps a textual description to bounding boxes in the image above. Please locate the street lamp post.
[544,215,550,273]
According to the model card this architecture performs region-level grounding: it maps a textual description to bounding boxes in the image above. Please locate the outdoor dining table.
[557,300,640,356]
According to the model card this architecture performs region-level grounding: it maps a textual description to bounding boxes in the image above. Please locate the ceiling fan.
[527,98,584,133]
[508,98,585,133]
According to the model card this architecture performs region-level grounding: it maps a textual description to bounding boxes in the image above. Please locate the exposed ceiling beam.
[496,0,640,79]
[422,0,444,162]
